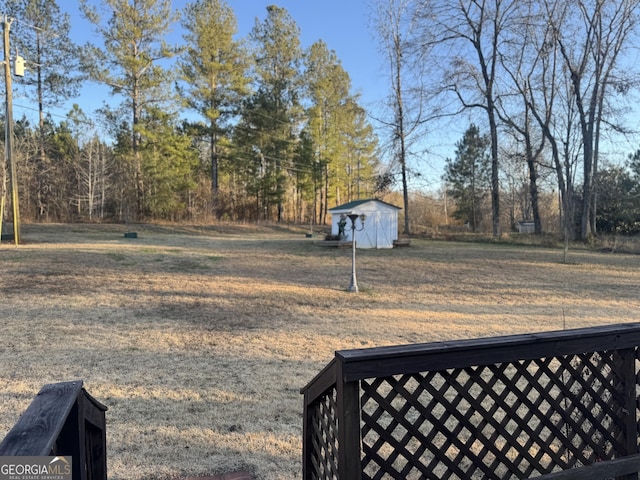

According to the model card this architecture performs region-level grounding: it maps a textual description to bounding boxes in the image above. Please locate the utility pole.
[3,14,20,245]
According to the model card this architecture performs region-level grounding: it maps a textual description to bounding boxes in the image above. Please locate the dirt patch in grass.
[1,223,639,479]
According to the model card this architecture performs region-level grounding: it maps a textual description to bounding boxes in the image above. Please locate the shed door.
[358,213,377,248]
[376,213,394,248]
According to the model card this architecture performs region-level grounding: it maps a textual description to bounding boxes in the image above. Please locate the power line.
[13,17,59,36]
[13,102,71,121]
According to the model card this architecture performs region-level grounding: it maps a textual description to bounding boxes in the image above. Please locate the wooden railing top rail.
[335,322,640,382]
[531,453,640,479]
[301,323,640,399]
[0,380,107,480]
[0,381,92,456]
[300,357,336,401]
[0,379,108,480]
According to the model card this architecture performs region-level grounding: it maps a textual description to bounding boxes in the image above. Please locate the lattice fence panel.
[307,386,339,480]
[360,351,628,480]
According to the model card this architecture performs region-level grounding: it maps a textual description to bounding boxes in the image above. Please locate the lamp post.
[342,212,366,292]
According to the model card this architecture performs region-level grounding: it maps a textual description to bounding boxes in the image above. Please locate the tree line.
[443,123,640,238]
[373,0,640,241]
[3,0,640,241]
[2,0,379,224]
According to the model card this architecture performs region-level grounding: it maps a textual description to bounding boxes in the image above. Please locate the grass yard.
[0,223,639,479]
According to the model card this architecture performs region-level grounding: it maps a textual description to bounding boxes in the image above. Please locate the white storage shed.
[329,199,402,249]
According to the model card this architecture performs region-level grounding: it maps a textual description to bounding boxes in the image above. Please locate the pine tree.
[304,40,378,221]
[340,99,378,202]
[238,5,303,222]
[80,0,179,219]
[137,108,199,220]
[179,0,249,218]
[304,40,350,219]
[443,125,491,232]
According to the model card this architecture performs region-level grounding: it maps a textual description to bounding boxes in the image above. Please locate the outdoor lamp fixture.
[341,212,366,293]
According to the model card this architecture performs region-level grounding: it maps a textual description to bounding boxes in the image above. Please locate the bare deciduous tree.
[544,0,640,240]
[416,0,521,237]
[372,0,438,235]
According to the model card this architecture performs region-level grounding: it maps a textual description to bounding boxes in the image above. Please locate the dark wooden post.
[0,381,107,480]
[79,389,108,480]
[301,393,313,480]
[0,381,84,456]
[336,356,362,479]
[616,347,638,480]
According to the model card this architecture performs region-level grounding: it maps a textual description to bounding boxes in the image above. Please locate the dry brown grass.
[1,223,639,479]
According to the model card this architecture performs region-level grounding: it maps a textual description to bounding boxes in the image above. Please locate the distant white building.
[329,199,401,249]
[518,221,536,234]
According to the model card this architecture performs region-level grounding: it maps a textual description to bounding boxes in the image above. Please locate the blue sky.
[224,0,389,109]
[55,0,389,114]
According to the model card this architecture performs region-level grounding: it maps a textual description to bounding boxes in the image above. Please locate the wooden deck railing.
[301,323,640,479]
[0,380,108,480]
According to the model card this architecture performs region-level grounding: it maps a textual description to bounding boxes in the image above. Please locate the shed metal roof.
[329,199,402,211]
